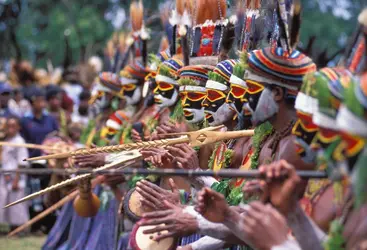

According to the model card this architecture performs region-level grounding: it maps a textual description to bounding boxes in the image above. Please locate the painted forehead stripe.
[230,74,247,88]
[206,80,228,91]
[179,86,206,92]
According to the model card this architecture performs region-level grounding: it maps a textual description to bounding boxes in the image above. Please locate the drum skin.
[130,220,176,250]
[123,188,153,222]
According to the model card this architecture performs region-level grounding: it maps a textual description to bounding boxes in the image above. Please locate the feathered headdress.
[189,0,236,66]
[168,0,194,65]
[339,8,367,73]
[127,0,150,67]
[276,0,301,54]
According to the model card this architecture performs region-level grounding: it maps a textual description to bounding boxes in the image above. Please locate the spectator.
[8,88,31,118]
[61,66,83,105]
[0,82,14,118]
[21,86,59,158]
[46,85,71,136]
[0,116,29,232]
[71,90,90,126]
[20,86,58,233]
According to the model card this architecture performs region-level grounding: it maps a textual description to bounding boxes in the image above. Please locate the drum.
[123,188,153,222]
[130,220,176,250]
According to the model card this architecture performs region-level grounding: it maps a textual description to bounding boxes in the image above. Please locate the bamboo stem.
[24,137,190,162]
[4,153,142,208]
[24,128,255,162]
[0,142,60,152]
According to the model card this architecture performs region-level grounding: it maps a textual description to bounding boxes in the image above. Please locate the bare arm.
[183,206,244,243]
[286,204,325,250]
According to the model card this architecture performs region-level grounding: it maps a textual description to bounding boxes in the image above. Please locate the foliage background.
[0,0,365,68]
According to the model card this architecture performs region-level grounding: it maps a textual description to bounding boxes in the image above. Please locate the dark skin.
[31,96,47,119]
[135,179,181,211]
[344,203,367,250]
[0,92,11,109]
[139,200,199,241]
[195,188,289,250]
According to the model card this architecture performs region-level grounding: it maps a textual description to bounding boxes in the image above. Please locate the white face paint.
[154,89,179,109]
[246,88,279,126]
[183,108,205,124]
[124,86,142,106]
[205,103,235,126]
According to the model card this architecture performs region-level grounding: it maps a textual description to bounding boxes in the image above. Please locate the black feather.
[276,1,290,52]
[341,25,362,66]
[219,22,235,61]
[142,39,147,67]
[290,0,301,49]
[63,33,72,70]
[171,25,177,56]
[181,29,190,66]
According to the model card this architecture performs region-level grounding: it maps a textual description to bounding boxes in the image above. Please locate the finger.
[154,231,175,241]
[139,217,173,226]
[163,200,176,209]
[136,186,161,201]
[141,199,158,210]
[168,178,179,193]
[249,201,267,213]
[139,180,164,195]
[142,224,174,234]
[204,187,225,200]
[141,210,173,219]
[175,143,191,154]
[166,146,185,157]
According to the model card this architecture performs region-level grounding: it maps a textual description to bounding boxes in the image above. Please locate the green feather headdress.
[208,72,227,84]
[158,64,177,80]
[232,52,249,78]
[178,78,199,86]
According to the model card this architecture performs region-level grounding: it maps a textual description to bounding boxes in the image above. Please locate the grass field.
[0,236,46,250]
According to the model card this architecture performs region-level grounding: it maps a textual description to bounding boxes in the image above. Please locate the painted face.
[202,87,234,126]
[336,132,366,169]
[122,83,141,106]
[292,111,319,163]
[311,127,340,153]
[153,80,179,108]
[244,80,278,126]
[226,81,248,116]
[179,86,206,124]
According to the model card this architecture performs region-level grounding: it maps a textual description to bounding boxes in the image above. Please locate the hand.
[241,202,288,250]
[242,180,269,203]
[131,129,143,143]
[139,201,198,241]
[136,179,181,210]
[150,121,180,140]
[166,144,200,170]
[259,160,301,216]
[11,179,19,191]
[73,153,107,168]
[140,147,177,169]
[343,204,367,250]
[195,187,231,223]
[101,175,125,188]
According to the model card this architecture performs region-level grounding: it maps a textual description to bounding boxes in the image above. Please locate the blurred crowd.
[0,58,100,234]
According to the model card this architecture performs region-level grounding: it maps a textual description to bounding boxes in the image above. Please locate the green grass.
[0,236,46,250]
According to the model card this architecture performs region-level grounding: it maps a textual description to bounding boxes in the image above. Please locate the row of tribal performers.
[42,0,295,249]
[123,4,367,250]
[38,1,367,250]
